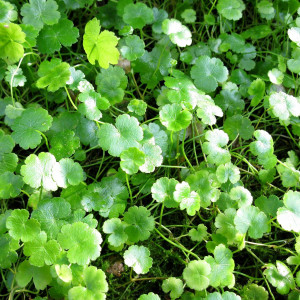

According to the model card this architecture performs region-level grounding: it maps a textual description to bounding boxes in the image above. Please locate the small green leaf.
[162,19,192,47]
[119,35,145,61]
[23,231,60,267]
[223,115,254,140]
[188,224,208,242]
[138,293,160,300]
[123,3,154,29]
[162,277,184,299]
[204,244,235,288]
[139,141,163,173]
[5,65,26,87]
[20,0,60,30]
[98,114,143,157]
[229,186,253,208]
[181,9,196,23]
[128,99,147,116]
[58,222,102,265]
[36,58,71,92]
[83,17,119,68]
[264,261,295,295]
[0,23,26,64]
[6,209,40,242]
[191,56,228,93]
[242,283,268,300]
[234,205,269,238]
[103,218,128,247]
[124,206,155,243]
[174,181,200,216]
[0,171,23,199]
[183,260,211,291]
[277,191,300,232]
[16,260,52,290]
[248,78,265,106]
[217,0,245,20]
[120,147,145,175]
[216,162,240,184]
[0,1,17,23]
[159,103,192,132]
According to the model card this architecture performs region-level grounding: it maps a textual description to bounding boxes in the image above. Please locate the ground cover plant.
[1,0,300,299]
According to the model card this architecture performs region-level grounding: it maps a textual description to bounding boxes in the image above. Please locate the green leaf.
[174,181,200,216]
[250,130,274,156]
[68,266,108,299]
[248,78,265,106]
[288,27,300,47]
[124,206,155,243]
[124,245,153,274]
[50,130,80,161]
[31,197,71,239]
[217,0,245,20]
[159,103,192,132]
[6,209,40,242]
[98,114,143,157]
[196,95,223,125]
[188,224,208,242]
[216,162,240,184]
[223,115,254,140]
[20,152,59,191]
[242,283,268,300]
[277,191,300,232]
[58,222,102,265]
[191,56,228,93]
[52,158,84,188]
[0,171,23,199]
[183,260,211,291]
[83,17,119,68]
[5,65,26,87]
[269,92,300,123]
[20,24,39,48]
[123,3,154,29]
[103,218,128,247]
[128,99,147,116]
[62,0,94,10]
[0,23,26,64]
[162,277,184,299]
[264,261,295,295]
[203,129,231,166]
[96,65,128,105]
[268,68,284,85]
[162,19,192,47]
[229,186,253,208]
[119,35,145,61]
[37,58,71,92]
[11,107,52,150]
[151,177,179,208]
[257,0,275,20]
[37,18,79,54]
[16,260,52,290]
[234,205,269,238]
[181,9,196,23]
[120,147,145,175]
[67,67,85,91]
[23,231,60,267]
[215,208,240,244]
[0,0,17,23]
[138,293,160,300]
[204,244,235,288]
[186,170,220,208]
[0,234,18,268]
[255,195,283,217]
[21,0,60,30]
[215,82,244,116]
[207,291,241,300]
[139,141,163,173]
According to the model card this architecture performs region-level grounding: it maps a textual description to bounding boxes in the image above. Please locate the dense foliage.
[1,0,300,299]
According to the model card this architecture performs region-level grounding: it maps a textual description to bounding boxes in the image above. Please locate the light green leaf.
[217,0,245,20]
[204,244,235,288]
[234,205,269,238]
[128,99,147,116]
[264,261,295,295]
[174,181,200,216]
[98,114,143,157]
[277,191,300,232]
[58,222,102,265]
[119,35,145,61]
[162,19,192,47]
[83,17,119,68]
[188,224,208,242]
[139,141,163,173]
[103,218,128,247]
[229,186,253,207]
[5,65,26,87]
[0,23,26,64]
[0,0,17,23]
[183,260,211,291]
[36,58,71,92]
[0,171,23,199]
[123,3,154,29]
[216,162,240,184]
[23,231,60,267]
[120,147,145,175]
[162,277,184,299]
[6,209,40,242]
[248,78,265,106]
